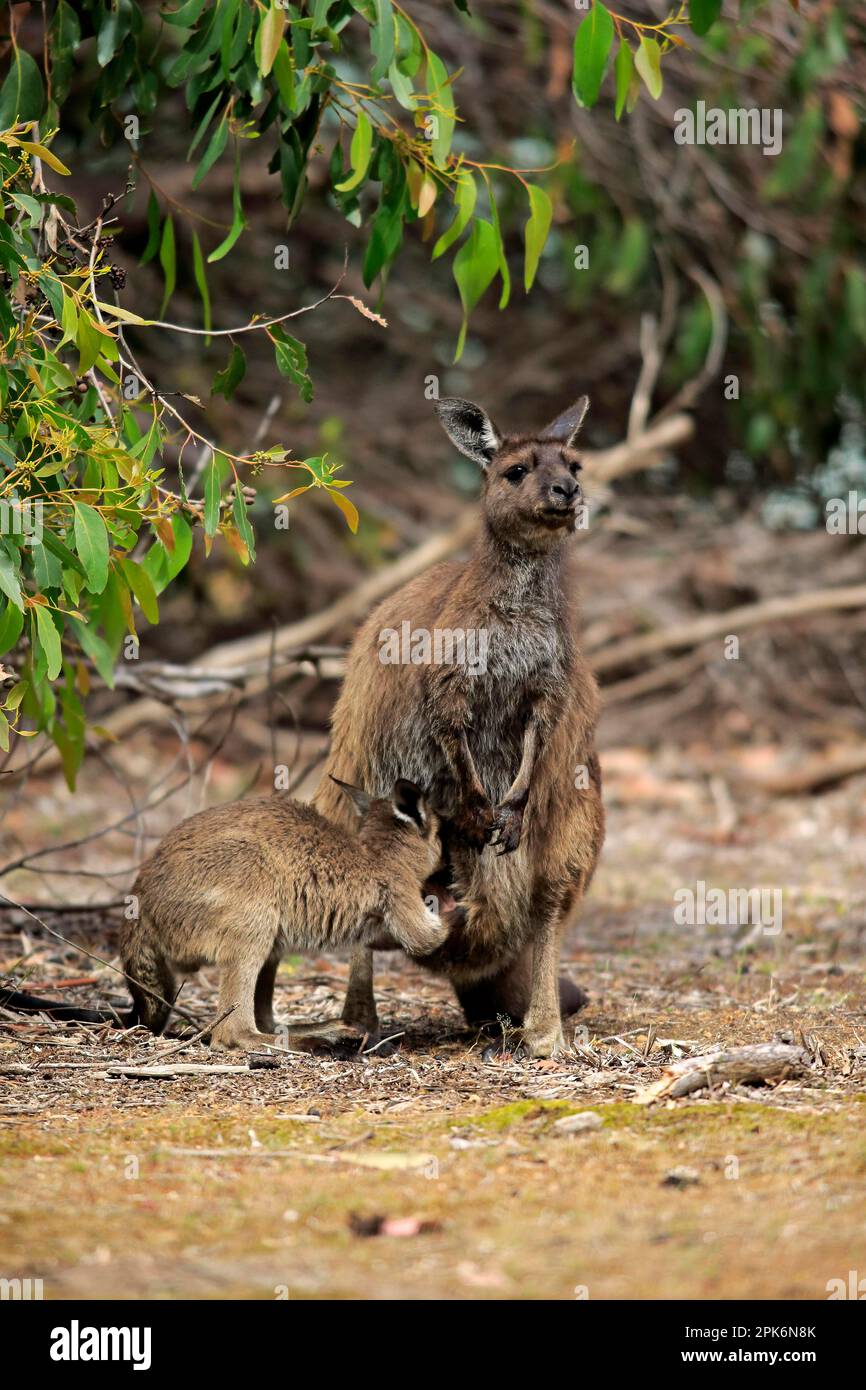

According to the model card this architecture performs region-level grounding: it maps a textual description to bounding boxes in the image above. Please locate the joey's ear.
[391,778,427,830]
[541,395,589,448]
[434,397,502,470]
[330,776,372,818]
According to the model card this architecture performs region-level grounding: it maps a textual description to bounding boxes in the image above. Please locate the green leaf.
[452,219,499,362]
[162,0,208,26]
[68,613,115,687]
[486,180,511,310]
[0,599,24,655]
[59,290,78,346]
[191,231,212,344]
[388,58,416,111]
[691,0,723,38]
[120,558,159,624]
[159,215,176,316]
[75,311,106,374]
[634,36,663,100]
[371,0,395,84]
[42,529,86,577]
[33,605,62,681]
[207,159,246,262]
[232,490,256,564]
[0,548,24,611]
[97,2,131,66]
[432,171,476,259]
[140,191,161,265]
[141,515,193,594]
[272,40,295,112]
[270,326,313,403]
[614,40,633,122]
[0,48,45,126]
[362,176,407,286]
[211,344,246,399]
[335,110,373,192]
[203,456,221,537]
[572,3,614,109]
[73,502,110,594]
[426,51,456,169]
[523,184,552,293]
[193,111,228,189]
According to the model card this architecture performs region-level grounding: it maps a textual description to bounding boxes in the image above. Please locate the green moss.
[472,1099,576,1129]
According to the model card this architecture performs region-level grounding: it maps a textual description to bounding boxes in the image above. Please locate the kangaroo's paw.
[490,801,524,855]
[452,794,497,851]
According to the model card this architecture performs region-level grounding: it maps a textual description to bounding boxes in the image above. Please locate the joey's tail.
[121,912,176,1035]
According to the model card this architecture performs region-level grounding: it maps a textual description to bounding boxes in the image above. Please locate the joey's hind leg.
[340,944,379,1037]
[211,956,275,1051]
[254,950,281,1035]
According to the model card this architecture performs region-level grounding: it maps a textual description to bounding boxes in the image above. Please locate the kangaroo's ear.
[541,395,589,447]
[391,778,427,830]
[434,398,502,470]
[330,775,371,818]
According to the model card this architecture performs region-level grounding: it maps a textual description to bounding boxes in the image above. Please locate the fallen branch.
[635,1042,811,1104]
[592,585,866,674]
[742,746,866,796]
[107,1064,253,1077]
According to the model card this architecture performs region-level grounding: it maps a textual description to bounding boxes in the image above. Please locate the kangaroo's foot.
[210,1025,281,1053]
[482,1021,568,1064]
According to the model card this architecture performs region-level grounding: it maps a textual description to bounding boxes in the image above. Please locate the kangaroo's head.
[330,776,440,871]
[435,395,589,548]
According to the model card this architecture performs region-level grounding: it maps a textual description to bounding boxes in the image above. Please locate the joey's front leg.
[439,728,496,850]
[491,706,544,856]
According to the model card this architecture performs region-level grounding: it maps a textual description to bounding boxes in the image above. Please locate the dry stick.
[591,585,866,674]
[744,746,866,796]
[108,1065,251,1077]
[635,1043,811,1104]
[602,646,710,705]
[151,1004,237,1062]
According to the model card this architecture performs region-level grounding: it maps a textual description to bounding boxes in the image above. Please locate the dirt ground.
[2,759,865,1301]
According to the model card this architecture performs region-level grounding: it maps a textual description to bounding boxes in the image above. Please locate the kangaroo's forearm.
[438,726,488,804]
[502,710,542,808]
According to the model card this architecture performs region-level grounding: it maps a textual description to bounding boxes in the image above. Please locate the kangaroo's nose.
[550,481,579,502]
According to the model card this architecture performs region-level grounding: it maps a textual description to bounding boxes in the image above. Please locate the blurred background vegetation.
[1,1,864,772]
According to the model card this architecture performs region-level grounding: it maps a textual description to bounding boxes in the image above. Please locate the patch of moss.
[472,1099,576,1129]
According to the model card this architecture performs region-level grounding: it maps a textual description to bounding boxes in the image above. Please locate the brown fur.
[121,781,442,1049]
[313,396,605,1056]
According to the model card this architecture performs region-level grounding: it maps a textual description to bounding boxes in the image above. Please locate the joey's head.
[330,776,441,872]
[435,395,589,550]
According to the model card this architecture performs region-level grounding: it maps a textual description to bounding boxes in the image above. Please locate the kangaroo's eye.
[569,461,582,478]
[503,465,527,484]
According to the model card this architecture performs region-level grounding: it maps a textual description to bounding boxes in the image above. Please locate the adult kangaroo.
[314,394,604,1058]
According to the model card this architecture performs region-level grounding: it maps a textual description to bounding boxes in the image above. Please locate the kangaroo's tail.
[121,911,175,1035]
